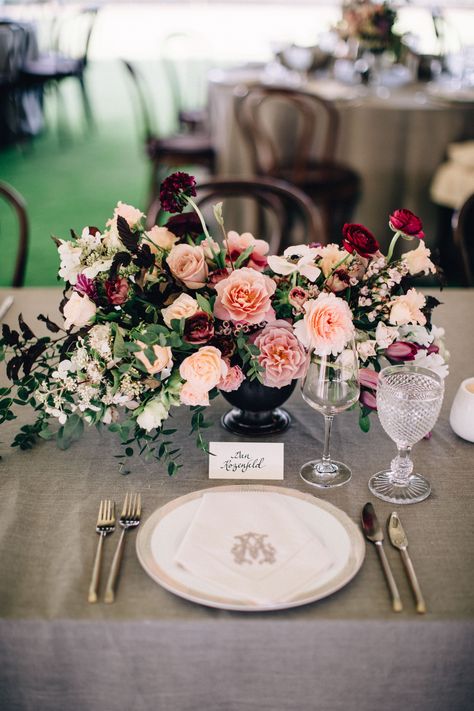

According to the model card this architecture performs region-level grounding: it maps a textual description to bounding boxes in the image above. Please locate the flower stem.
[386,232,401,263]
[185,196,212,243]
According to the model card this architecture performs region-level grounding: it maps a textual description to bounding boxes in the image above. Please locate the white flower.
[88,324,112,359]
[398,325,432,347]
[58,241,82,285]
[136,398,169,432]
[314,243,347,278]
[268,245,321,282]
[375,322,398,349]
[413,351,449,379]
[82,259,114,280]
[78,227,102,250]
[402,242,436,276]
[357,340,377,362]
[63,292,96,330]
[389,288,426,326]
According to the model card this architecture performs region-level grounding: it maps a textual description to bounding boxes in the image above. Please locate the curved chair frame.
[0,181,29,287]
[453,193,474,287]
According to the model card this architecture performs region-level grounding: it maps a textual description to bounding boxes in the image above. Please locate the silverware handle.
[104,529,126,604]
[88,533,105,604]
[375,542,403,612]
[401,548,426,614]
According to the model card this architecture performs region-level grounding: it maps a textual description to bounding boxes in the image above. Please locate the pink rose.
[179,345,228,392]
[136,342,173,375]
[180,382,210,406]
[293,292,355,356]
[226,231,269,271]
[166,244,208,289]
[213,267,276,325]
[253,321,308,388]
[145,225,177,252]
[218,364,245,392]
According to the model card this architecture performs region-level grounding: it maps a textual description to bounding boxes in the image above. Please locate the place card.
[208,442,284,480]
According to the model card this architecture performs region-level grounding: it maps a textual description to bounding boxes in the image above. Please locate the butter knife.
[362,502,403,612]
[388,512,426,614]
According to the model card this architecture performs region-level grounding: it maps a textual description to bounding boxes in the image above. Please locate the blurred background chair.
[234,84,362,243]
[0,181,29,287]
[147,175,324,254]
[122,59,215,213]
[453,193,474,287]
[19,6,98,133]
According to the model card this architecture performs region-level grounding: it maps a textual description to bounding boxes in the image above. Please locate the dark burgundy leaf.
[2,324,20,347]
[133,243,154,270]
[37,314,61,333]
[18,313,35,340]
[117,215,139,252]
[6,356,22,381]
[23,341,48,376]
[423,296,442,325]
[109,251,132,281]
[70,229,80,241]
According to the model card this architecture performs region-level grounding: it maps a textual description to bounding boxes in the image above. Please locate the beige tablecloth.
[0,288,473,711]
[208,70,474,249]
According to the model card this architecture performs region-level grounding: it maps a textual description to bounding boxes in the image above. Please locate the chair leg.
[78,74,94,131]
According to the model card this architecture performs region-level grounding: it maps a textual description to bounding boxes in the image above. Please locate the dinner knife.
[361,502,403,612]
[0,295,14,322]
[388,512,426,614]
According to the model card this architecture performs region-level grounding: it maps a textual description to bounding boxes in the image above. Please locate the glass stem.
[322,415,334,464]
[391,445,414,485]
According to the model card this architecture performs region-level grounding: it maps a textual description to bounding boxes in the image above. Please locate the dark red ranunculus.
[159,172,197,214]
[166,211,203,238]
[183,311,214,344]
[105,277,129,305]
[342,223,380,258]
[210,334,235,359]
[389,209,424,240]
[87,226,101,236]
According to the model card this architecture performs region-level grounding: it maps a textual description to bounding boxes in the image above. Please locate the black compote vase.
[220,378,297,436]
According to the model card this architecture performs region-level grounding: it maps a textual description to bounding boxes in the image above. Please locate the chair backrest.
[147,176,324,253]
[161,32,211,119]
[234,84,340,183]
[453,193,474,287]
[54,7,98,65]
[121,59,156,142]
[0,182,29,287]
[0,22,29,84]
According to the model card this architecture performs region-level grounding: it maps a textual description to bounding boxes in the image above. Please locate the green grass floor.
[0,61,152,286]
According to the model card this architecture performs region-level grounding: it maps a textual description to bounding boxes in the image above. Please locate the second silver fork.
[104,493,141,603]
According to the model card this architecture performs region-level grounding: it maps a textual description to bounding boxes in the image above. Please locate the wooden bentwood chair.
[234,85,361,243]
[0,181,29,287]
[453,193,474,287]
[147,175,324,255]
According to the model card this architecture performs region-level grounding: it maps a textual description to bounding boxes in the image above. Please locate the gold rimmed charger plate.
[136,484,365,612]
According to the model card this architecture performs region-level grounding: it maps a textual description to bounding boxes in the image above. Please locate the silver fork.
[104,493,141,604]
[88,499,115,604]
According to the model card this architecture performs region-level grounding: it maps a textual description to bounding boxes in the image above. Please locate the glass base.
[368,469,431,504]
[300,460,352,489]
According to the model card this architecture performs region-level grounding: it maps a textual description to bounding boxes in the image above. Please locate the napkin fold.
[174,491,334,605]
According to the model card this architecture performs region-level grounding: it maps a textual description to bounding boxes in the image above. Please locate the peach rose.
[218,364,245,392]
[166,244,208,289]
[136,342,173,375]
[213,267,276,325]
[226,231,269,271]
[146,225,177,252]
[254,321,308,388]
[63,292,96,330]
[294,292,355,356]
[389,288,426,326]
[180,381,210,406]
[179,345,228,392]
[161,293,199,328]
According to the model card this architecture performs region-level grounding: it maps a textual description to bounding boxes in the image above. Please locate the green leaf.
[196,293,212,316]
[113,326,128,360]
[233,245,254,269]
[359,413,371,433]
[57,414,84,450]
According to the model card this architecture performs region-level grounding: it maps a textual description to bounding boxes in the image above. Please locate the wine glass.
[300,340,360,488]
[368,365,444,504]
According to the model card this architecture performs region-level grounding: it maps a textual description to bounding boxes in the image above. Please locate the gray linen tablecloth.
[0,288,473,711]
[208,71,474,249]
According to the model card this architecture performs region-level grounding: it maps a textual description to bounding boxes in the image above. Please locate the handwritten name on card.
[209,442,284,480]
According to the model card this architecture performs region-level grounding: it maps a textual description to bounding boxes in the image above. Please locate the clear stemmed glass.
[369,365,444,504]
[300,340,360,488]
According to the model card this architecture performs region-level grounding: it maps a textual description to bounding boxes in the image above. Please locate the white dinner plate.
[136,485,365,612]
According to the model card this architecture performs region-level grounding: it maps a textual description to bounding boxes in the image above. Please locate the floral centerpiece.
[339,1,398,53]
[0,172,448,474]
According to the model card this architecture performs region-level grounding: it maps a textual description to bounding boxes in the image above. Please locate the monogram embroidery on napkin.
[231,532,276,565]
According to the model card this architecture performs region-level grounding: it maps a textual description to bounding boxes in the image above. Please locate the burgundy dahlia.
[165,211,203,238]
[342,223,380,258]
[159,172,197,214]
[105,277,129,305]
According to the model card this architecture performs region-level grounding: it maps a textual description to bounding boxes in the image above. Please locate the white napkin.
[174,491,334,605]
